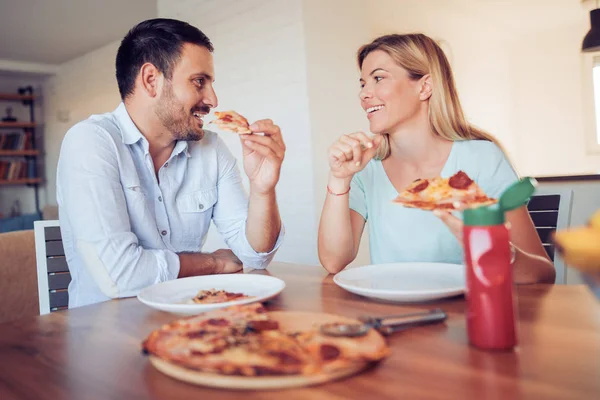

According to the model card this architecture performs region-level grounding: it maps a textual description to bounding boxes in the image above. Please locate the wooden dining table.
[1,262,599,400]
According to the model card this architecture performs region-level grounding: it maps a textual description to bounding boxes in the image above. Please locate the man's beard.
[155,81,204,141]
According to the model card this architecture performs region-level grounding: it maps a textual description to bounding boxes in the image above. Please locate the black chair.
[34,220,70,314]
[527,189,573,284]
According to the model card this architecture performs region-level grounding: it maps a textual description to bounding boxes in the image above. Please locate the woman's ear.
[419,74,433,101]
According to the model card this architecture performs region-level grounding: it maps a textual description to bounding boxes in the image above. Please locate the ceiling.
[0,0,157,65]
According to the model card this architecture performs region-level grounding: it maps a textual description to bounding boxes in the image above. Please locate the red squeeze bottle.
[462,177,537,350]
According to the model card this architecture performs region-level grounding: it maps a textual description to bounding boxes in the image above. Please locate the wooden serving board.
[149,311,387,390]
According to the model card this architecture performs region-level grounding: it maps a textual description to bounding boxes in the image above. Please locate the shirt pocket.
[176,188,217,248]
[177,188,218,214]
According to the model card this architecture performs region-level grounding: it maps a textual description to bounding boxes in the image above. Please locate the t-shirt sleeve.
[349,173,368,221]
[476,142,519,199]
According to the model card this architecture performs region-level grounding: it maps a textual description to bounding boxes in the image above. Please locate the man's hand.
[178,249,242,278]
[211,249,243,274]
[240,119,286,195]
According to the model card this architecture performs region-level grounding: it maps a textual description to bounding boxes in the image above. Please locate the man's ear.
[419,74,433,101]
[138,63,162,98]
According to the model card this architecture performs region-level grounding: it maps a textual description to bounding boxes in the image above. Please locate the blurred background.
[0,0,598,282]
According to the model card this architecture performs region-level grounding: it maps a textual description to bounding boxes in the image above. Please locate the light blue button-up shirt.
[57,103,283,308]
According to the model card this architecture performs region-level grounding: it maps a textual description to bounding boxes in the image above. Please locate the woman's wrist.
[328,174,352,193]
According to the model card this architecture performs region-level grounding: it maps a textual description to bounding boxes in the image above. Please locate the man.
[57,19,285,308]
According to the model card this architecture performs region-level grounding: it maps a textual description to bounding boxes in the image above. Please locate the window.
[584,55,600,153]
[592,57,600,146]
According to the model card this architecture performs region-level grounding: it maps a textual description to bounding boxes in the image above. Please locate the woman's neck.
[387,116,451,170]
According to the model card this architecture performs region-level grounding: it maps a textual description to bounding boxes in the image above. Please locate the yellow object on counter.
[554,210,600,272]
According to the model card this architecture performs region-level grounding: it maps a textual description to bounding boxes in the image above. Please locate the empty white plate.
[137,274,285,315]
[334,262,465,302]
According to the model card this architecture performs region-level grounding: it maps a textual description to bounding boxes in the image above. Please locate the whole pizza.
[142,303,389,377]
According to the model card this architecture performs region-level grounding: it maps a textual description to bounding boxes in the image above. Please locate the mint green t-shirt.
[349,140,518,265]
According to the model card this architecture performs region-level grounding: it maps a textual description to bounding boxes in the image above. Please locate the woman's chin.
[368,123,387,135]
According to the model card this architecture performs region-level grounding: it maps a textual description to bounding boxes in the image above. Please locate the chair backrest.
[34,220,71,314]
[527,189,573,284]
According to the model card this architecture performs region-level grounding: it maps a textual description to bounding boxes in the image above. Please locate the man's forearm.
[246,189,281,253]
[177,253,218,278]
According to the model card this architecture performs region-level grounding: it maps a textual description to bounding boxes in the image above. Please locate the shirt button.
[158,196,163,202]
[161,230,167,236]
[199,204,204,210]
[164,162,169,168]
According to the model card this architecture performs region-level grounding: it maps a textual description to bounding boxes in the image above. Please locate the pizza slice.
[190,289,254,304]
[393,170,497,211]
[209,110,252,134]
[293,329,390,374]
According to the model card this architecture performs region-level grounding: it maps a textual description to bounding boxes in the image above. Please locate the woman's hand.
[433,210,464,243]
[328,132,382,180]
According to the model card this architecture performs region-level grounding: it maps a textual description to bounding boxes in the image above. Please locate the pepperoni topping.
[320,344,341,361]
[207,318,230,327]
[221,115,233,123]
[185,330,209,338]
[448,171,473,190]
[246,320,280,332]
[408,179,429,194]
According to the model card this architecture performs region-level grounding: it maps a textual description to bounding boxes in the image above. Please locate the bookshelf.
[0,178,42,186]
[0,86,41,212]
[0,122,36,129]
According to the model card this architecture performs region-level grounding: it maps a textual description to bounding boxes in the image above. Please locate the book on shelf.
[0,158,37,180]
[0,131,33,150]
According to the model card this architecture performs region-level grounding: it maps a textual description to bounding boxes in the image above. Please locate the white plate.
[334,262,465,302]
[137,274,285,315]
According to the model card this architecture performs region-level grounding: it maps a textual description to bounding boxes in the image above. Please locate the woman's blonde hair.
[357,33,501,160]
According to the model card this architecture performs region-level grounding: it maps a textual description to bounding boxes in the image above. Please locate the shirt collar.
[114,102,144,146]
[174,140,191,158]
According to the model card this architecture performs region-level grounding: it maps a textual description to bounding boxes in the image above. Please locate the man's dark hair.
[116,18,214,100]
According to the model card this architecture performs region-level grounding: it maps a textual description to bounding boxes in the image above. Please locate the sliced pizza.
[393,170,497,211]
[190,289,254,304]
[209,110,252,134]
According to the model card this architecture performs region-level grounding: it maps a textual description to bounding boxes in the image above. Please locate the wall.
[511,23,600,176]
[158,0,319,264]
[301,0,372,266]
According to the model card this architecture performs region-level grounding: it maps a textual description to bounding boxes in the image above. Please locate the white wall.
[158,0,319,264]
[510,24,600,175]
[301,0,372,266]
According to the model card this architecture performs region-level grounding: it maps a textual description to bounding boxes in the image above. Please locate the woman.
[318,33,555,284]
